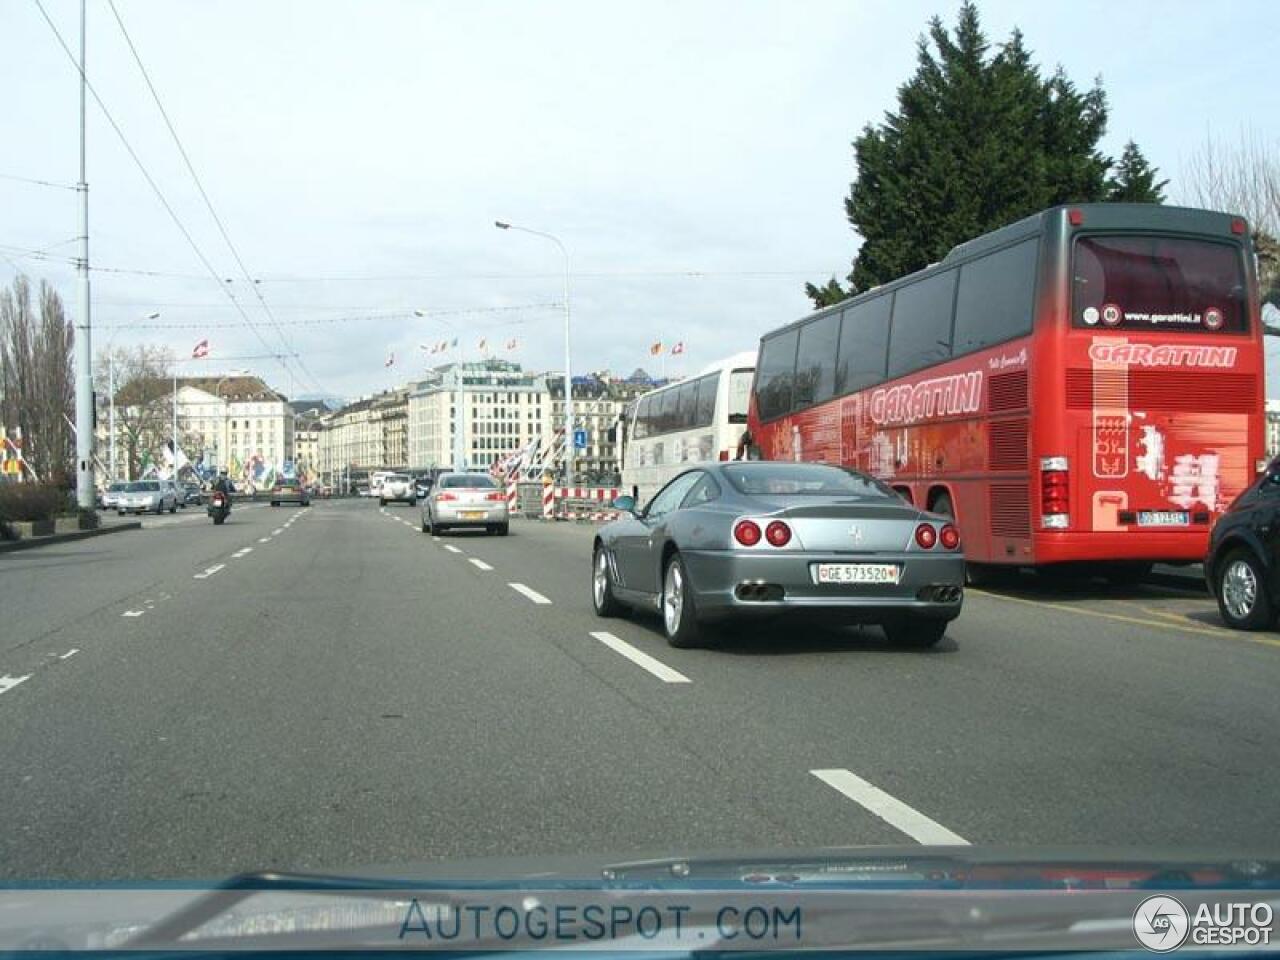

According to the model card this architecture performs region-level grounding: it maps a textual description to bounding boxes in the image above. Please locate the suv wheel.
[1216,547,1273,630]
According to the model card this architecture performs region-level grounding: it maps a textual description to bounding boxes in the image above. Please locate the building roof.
[114,374,281,406]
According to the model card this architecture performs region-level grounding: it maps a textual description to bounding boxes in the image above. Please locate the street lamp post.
[494,220,575,487]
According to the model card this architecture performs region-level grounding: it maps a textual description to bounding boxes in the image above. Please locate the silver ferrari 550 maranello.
[592,461,964,648]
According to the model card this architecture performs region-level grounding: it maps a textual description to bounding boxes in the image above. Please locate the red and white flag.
[670,341,685,356]
[385,351,395,367]
[191,339,210,359]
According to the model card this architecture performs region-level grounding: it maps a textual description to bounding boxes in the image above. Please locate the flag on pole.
[478,338,488,351]
[385,351,395,367]
[671,341,685,356]
[450,338,458,348]
[505,338,518,351]
[191,339,210,359]
[650,341,663,356]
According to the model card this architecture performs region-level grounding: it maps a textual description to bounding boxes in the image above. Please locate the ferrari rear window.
[722,463,894,498]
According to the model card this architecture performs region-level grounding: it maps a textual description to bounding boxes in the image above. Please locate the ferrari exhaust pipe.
[735,582,784,602]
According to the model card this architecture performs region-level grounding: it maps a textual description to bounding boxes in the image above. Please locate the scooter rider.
[211,467,234,510]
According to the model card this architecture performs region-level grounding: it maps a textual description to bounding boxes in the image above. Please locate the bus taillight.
[1040,456,1070,529]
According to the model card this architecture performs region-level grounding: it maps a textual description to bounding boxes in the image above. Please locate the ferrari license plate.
[460,510,485,520]
[813,563,900,585]
[1137,511,1189,526]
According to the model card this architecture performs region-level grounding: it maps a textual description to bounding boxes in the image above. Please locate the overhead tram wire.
[106,0,326,397]
[0,172,79,190]
[32,0,315,395]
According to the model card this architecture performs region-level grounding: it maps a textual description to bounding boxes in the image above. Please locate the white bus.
[620,351,756,506]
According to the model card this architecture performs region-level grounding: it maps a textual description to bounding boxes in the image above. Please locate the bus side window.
[886,270,956,379]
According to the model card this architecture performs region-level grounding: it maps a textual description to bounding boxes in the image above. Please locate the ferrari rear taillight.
[765,520,792,547]
[734,519,762,546]
[1040,456,1070,529]
[915,523,937,549]
[939,523,960,550]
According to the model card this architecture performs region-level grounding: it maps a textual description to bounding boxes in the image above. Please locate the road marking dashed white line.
[272,528,284,535]
[810,768,969,846]
[468,557,493,571]
[508,583,552,605]
[258,537,271,543]
[443,544,462,554]
[431,536,440,542]
[121,610,145,618]
[59,649,79,660]
[193,563,226,579]
[589,631,691,684]
[0,674,32,696]
[232,547,253,558]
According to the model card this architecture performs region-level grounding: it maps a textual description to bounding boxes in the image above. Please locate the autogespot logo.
[1133,895,1190,952]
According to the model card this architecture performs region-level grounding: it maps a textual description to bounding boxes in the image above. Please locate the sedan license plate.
[1137,511,1189,526]
[460,510,485,520]
[814,563,900,585]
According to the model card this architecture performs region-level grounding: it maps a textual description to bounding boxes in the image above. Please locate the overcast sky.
[3,0,1278,401]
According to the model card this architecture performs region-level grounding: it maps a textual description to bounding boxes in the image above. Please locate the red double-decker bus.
[747,204,1265,580]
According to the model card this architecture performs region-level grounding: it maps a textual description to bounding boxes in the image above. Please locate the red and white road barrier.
[541,482,556,520]
[555,487,620,503]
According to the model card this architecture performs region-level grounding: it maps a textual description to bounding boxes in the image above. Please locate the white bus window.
[728,369,752,424]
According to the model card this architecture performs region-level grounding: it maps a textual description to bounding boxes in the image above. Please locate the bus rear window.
[1072,235,1247,333]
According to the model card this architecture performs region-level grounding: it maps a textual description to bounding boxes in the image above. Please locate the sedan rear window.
[439,474,497,489]
[722,463,894,498]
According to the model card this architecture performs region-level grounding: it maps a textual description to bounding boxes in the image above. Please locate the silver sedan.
[421,472,509,536]
[592,461,964,648]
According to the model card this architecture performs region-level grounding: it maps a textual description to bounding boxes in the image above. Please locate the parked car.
[591,461,964,649]
[421,472,509,535]
[1206,459,1280,629]
[182,483,203,507]
[379,473,416,506]
[269,479,311,507]
[116,479,180,515]
[100,481,128,510]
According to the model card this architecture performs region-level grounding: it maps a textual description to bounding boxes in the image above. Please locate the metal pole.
[453,365,465,471]
[560,241,573,488]
[172,371,178,480]
[73,0,94,508]
[108,355,115,480]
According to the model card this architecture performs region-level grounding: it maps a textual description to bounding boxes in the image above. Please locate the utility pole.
[73,0,94,509]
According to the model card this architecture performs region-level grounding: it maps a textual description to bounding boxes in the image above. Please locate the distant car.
[270,479,311,507]
[379,473,416,507]
[116,479,179,515]
[356,485,371,498]
[421,472,509,535]
[1206,458,1280,630]
[414,478,432,500]
[100,481,127,510]
[591,461,964,649]
[181,483,203,507]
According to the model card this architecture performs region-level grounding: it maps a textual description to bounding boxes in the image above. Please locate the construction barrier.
[552,487,622,523]
[541,476,556,520]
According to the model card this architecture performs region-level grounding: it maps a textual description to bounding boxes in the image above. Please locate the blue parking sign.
[573,429,587,449]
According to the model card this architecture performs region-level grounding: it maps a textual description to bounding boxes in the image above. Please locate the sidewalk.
[0,520,141,554]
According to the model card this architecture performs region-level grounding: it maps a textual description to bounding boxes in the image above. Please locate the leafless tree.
[0,276,74,483]
[94,343,173,481]
[1180,128,1280,306]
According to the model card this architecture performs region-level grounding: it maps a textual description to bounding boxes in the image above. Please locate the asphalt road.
[1,498,1276,881]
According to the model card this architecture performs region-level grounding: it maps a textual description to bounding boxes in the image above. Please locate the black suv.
[1206,459,1280,630]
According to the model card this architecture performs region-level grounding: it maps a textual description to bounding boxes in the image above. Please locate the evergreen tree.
[1106,140,1169,202]
[809,2,1161,305]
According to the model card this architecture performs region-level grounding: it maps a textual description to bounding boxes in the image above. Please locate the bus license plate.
[814,563,900,585]
[1137,511,1189,526]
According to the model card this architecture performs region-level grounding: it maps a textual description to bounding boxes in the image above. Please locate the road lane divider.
[59,649,78,660]
[193,563,226,580]
[121,610,145,618]
[589,631,691,684]
[811,768,969,846]
[272,528,284,536]
[468,558,493,571]
[0,674,32,696]
[232,547,253,558]
[443,544,462,554]
[508,583,552,605]
[258,537,271,543]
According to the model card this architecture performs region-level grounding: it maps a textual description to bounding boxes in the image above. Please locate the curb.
[0,521,143,554]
